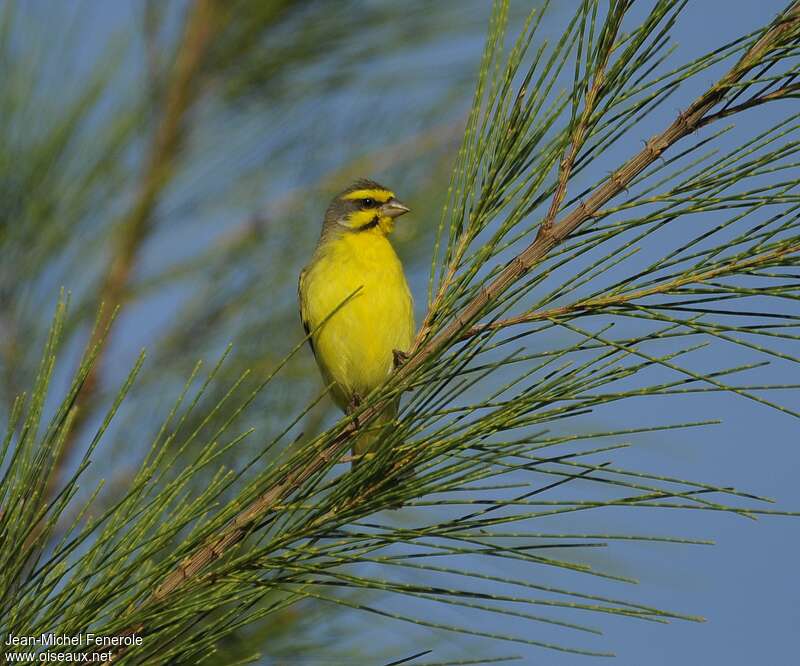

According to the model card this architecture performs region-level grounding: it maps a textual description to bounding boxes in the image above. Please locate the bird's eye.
[361,198,376,208]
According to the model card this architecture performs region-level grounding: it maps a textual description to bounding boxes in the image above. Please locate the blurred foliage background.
[0,0,511,661]
[0,0,500,439]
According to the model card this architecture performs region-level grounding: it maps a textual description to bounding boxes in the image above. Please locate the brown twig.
[537,1,626,239]
[462,242,800,339]
[697,81,800,127]
[101,3,800,660]
[416,3,625,344]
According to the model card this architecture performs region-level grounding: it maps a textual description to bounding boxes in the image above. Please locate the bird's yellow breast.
[300,227,414,410]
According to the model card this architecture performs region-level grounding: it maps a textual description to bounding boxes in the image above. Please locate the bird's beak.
[380,198,410,219]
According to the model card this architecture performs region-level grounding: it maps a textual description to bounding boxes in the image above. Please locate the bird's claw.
[347,393,362,428]
[392,349,409,369]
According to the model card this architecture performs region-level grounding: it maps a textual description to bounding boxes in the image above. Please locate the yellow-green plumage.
[299,179,414,465]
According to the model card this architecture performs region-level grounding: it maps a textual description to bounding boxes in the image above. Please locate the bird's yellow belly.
[303,231,414,410]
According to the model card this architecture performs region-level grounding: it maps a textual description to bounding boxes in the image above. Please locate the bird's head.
[324,178,410,235]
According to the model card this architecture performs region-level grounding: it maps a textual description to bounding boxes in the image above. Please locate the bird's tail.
[351,399,414,508]
[351,399,398,470]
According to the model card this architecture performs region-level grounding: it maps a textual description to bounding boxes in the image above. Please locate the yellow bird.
[298,179,414,467]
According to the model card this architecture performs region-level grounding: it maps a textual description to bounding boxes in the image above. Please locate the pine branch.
[538,0,628,237]
[96,3,800,660]
[463,241,800,338]
[698,81,800,125]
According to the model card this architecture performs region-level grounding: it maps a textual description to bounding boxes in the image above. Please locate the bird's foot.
[392,349,409,369]
[347,393,362,427]
[347,393,362,413]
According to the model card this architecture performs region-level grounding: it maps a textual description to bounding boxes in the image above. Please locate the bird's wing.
[298,267,318,362]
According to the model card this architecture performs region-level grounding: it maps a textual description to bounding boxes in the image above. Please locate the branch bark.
[538,1,626,237]
[462,242,800,339]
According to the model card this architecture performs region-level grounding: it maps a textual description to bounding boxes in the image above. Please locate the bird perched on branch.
[298,179,414,468]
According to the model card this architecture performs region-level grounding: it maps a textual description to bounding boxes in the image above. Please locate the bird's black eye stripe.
[360,198,376,208]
